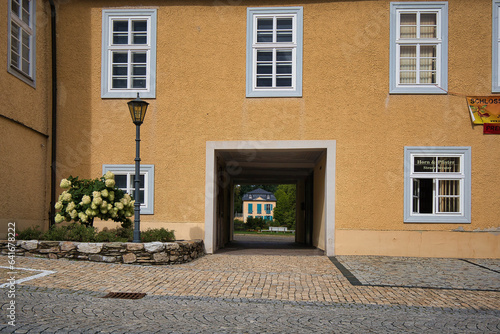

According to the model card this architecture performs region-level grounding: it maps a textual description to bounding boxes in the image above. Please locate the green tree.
[273,184,296,229]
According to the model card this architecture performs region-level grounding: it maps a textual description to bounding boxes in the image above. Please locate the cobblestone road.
[1,286,499,333]
[0,248,499,333]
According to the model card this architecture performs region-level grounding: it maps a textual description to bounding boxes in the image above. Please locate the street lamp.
[127,93,149,243]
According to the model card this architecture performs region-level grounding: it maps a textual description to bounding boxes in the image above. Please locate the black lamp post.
[127,93,149,243]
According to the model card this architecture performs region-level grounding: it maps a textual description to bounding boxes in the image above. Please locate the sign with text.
[467,97,500,124]
[484,123,500,134]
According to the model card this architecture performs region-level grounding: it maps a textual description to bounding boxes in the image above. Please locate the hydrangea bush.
[54,172,135,228]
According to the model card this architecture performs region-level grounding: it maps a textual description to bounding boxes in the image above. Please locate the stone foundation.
[0,239,205,265]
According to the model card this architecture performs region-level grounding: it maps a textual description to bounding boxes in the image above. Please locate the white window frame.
[246,7,303,97]
[102,164,154,214]
[390,2,447,94]
[404,147,471,223]
[101,9,157,99]
[493,1,500,92]
[8,0,36,87]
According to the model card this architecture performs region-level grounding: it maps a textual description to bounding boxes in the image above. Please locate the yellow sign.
[467,97,500,124]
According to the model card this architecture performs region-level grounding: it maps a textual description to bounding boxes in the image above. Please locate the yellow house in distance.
[1,0,499,258]
[242,189,277,223]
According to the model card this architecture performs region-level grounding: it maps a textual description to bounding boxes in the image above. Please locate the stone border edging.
[0,239,205,265]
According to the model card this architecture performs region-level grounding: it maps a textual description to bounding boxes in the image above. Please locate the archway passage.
[205,141,336,256]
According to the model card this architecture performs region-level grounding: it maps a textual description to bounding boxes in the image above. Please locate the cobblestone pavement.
[0,252,499,333]
[335,256,500,291]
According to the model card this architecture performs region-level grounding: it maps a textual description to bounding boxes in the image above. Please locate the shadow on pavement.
[216,234,324,256]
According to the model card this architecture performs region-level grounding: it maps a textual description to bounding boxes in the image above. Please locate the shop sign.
[484,123,500,134]
[467,97,500,124]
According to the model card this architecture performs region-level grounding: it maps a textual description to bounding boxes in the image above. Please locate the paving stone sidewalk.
[0,253,499,333]
[0,254,499,309]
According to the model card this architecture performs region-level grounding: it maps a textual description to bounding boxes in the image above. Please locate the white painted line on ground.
[0,266,56,288]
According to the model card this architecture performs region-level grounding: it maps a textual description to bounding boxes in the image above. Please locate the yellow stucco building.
[2,0,499,258]
[242,188,276,223]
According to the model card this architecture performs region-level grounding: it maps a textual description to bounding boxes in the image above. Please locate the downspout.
[48,0,57,227]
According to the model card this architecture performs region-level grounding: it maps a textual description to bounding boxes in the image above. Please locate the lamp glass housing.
[127,93,149,125]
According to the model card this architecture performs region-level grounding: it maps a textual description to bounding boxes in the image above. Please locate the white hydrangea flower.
[82,195,91,205]
[105,179,115,188]
[66,202,76,212]
[104,171,115,180]
[101,189,109,198]
[93,196,103,206]
[60,179,71,189]
[54,213,64,223]
[54,201,63,210]
[121,197,129,206]
[62,192,72,202]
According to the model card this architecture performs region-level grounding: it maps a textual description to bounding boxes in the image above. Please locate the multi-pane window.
[115,173,146,205]
[399,13,438,84]
[102,164,155,214]
[247,7,303,97]
[390,2,447,94]
[411,156,462,214]
[248,203,253,214]
[265,204,273,214]
[257,204,262,214]
[404,147,471,223]
[8,0,36,85]
[255,17,294,88]
[102,9,157,98]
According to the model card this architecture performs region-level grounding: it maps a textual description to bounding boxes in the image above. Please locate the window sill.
[390,85,447,95]
[101,91,156,99]
[404,215,471,224]
[246,90,302,98]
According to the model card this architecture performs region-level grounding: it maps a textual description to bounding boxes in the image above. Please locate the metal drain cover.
[102,292,146,299]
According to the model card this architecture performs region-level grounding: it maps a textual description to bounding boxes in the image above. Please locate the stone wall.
[0,240,205,265]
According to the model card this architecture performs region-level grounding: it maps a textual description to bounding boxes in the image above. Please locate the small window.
[8,0,36,86]
[248,203,253,213]
[101,9,157,98]
[404,147,471,223]
[257,204,262,214]
[390,2,447,94]
[246,7,303,97]
[102,164,154,214]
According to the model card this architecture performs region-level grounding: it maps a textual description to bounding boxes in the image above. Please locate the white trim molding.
[8,0,36,87]
[102,164,155,214]
[404,147,471,223]
[205,140,336,256]
[101,9,157,98]
[390,2,448,94]
[246,7,303,97]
